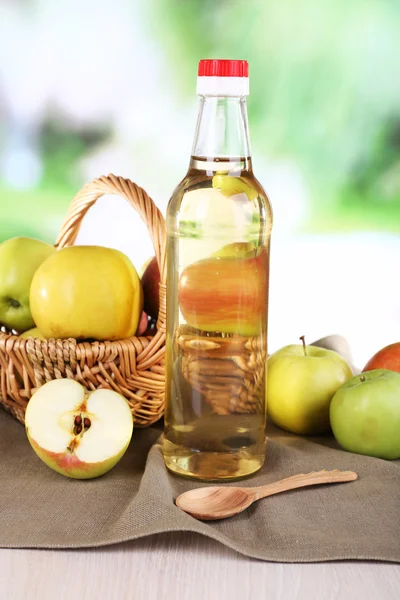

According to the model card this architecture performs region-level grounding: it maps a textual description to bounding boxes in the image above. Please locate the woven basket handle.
[55,174,166,330]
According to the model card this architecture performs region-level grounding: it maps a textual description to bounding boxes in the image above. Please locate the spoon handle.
[249,469,358,501]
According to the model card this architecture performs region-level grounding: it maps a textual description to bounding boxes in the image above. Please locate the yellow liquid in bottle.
[163,156,272,481]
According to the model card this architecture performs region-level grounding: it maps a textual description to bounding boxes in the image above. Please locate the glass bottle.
[163,59,273,481]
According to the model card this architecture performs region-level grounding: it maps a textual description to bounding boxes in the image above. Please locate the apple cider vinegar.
[163,60,272,480]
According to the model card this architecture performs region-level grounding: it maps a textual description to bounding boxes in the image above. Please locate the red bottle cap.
[197,60,249,96]
[198,59,249,78]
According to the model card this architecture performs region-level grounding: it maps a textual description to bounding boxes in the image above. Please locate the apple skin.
[363,343,400,374]
[267,344,353,435]
[27,434,131,480]
[211,241,257,259]
[179,247,268,337]
[25,379,134,479]
[330,369,400,460]
[136,311,150,336]
[21,319,153,340]
[30,246,143,341]
[212,174,258,200]
[20,327,45,340]
[141,256,160,320]
[0,237,54,332]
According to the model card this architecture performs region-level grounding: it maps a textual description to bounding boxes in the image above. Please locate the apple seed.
[83,417,91,429]
[76,425,82,434]
[74,415,82,426]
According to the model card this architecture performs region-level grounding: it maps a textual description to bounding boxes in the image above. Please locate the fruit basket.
[0,174,166,427]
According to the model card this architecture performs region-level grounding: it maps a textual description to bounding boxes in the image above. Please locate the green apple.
[25,379,134,479]
[0,237,54,332]
[330,369,400,460]
[267,339,353,435]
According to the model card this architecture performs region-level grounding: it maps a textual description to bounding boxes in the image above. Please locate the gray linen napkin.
[0,336,398,562]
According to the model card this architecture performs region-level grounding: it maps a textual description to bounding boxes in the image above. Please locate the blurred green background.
[1,0,400,242]
[0,0,399,365]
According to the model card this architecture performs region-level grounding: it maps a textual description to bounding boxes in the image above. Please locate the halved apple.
[25,379,133,479]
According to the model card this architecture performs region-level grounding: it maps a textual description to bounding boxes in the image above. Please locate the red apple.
[179,247,268,337]
[141,256,160,320]
[136,311,150,336]
[363,342,400,373]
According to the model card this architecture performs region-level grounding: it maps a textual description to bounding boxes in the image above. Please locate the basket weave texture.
[0,174,167,427]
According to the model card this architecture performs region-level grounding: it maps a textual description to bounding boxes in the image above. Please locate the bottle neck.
[191,96,252,170]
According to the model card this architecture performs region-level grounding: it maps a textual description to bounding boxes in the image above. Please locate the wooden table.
[0,533,398,600]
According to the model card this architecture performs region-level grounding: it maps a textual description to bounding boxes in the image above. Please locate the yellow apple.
[30,246,143,341]
[0,237,54,332]
[267,340,353,435]
[25,379,133,479]
[20,327,45,340]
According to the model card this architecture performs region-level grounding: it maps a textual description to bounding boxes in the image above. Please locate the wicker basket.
[0,174,167,427]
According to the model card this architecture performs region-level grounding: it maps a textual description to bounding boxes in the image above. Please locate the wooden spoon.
[176,469,358,520]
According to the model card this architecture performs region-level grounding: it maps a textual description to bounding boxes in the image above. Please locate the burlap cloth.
[0,337,399,562]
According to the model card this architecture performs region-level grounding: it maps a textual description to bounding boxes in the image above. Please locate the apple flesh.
[330,369,400,460]
[179,246,268,337]
[25,379,134,479]
[267,343,353,435]
[141,256,160,320]
[0,237,54,332]
[363,342,400,374]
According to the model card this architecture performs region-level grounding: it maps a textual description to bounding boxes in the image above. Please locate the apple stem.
[299,335,307,356]
[360,375,366,382]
